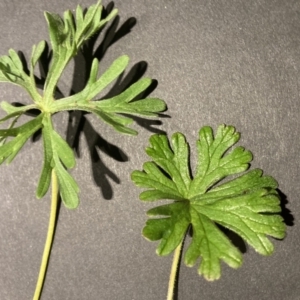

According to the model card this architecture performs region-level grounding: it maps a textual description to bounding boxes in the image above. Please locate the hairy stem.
[33,170,58,300]
[167,240,183,300]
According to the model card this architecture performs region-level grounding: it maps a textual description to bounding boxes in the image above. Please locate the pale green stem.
[167,240,184,300]
[33,170,58,300]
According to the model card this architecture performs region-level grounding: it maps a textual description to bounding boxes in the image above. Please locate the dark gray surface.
[0,1,299,299]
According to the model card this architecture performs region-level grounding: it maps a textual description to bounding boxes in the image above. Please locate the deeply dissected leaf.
[131,125,286,281]
[0,1,166,210]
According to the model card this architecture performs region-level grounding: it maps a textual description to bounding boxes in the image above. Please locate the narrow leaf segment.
[131,125,286,281]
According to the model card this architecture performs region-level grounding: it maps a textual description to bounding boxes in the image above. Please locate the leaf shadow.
[188,223,247,255]
[217,225,247,254]
[277,189,294,227]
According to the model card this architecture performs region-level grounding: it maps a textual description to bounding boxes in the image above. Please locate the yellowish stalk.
[167,240,183,300]
[33,170,58,300]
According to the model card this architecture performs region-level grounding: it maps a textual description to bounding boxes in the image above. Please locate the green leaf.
[44,12,66,51]
[54,155,79,209]
[87,58,99,85]
[75,2,101,45]
[75,4,84,29]
[50,56,166,135]
[0,102,35,145]
[49,55,129,109]
[0,114,43,164]
[51,130,75,168]
[0,2,166,211]
[1,101,23,115]
[43,2,118,102]
[36,114,79,207]
[74,1,118,47]
[82,55,130,100]
[0,102,37,124]
[36,116,53,199]
[0,52,25,83]
[91,109,137,135]
[131,125,286,281]
[8,49,23,71]
[0,50,41,102]
[97,78,167,116]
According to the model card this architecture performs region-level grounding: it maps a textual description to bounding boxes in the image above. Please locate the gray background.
[0,0,299,299]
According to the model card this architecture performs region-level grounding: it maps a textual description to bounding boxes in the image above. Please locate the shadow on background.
[277,189,294,227]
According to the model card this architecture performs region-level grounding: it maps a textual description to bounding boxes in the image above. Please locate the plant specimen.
[0,1,166,299]
[131,125,286,300]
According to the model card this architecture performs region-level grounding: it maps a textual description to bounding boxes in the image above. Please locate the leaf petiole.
[167,239,184,300]
[33,169,59,300]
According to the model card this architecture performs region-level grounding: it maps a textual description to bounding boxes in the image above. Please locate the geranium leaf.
[131,125,286,281]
